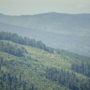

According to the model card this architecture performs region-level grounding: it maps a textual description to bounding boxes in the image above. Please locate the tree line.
[0,32,54,53]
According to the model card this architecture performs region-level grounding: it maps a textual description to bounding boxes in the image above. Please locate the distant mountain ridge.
[0,12,90,56]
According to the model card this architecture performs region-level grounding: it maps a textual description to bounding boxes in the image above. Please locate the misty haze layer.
[0,12,90,56]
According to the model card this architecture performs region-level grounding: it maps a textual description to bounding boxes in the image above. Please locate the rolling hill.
[0,12,90,56]
[0,32,90,90]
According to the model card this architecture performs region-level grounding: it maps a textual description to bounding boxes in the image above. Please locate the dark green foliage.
[0,56,37,90]
[72,62,90,77]
[46,67,90,90]
[0,57,3,71]
[0,32,54,53]
[0,41,27,57]
[0,71,37,90]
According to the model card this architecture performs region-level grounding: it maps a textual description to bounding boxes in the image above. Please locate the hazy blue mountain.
[0,12,90,56]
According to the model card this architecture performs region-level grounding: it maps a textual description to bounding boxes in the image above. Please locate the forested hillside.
[0,32,90,90]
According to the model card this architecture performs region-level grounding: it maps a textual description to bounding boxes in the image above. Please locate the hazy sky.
[0,0,90,15]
